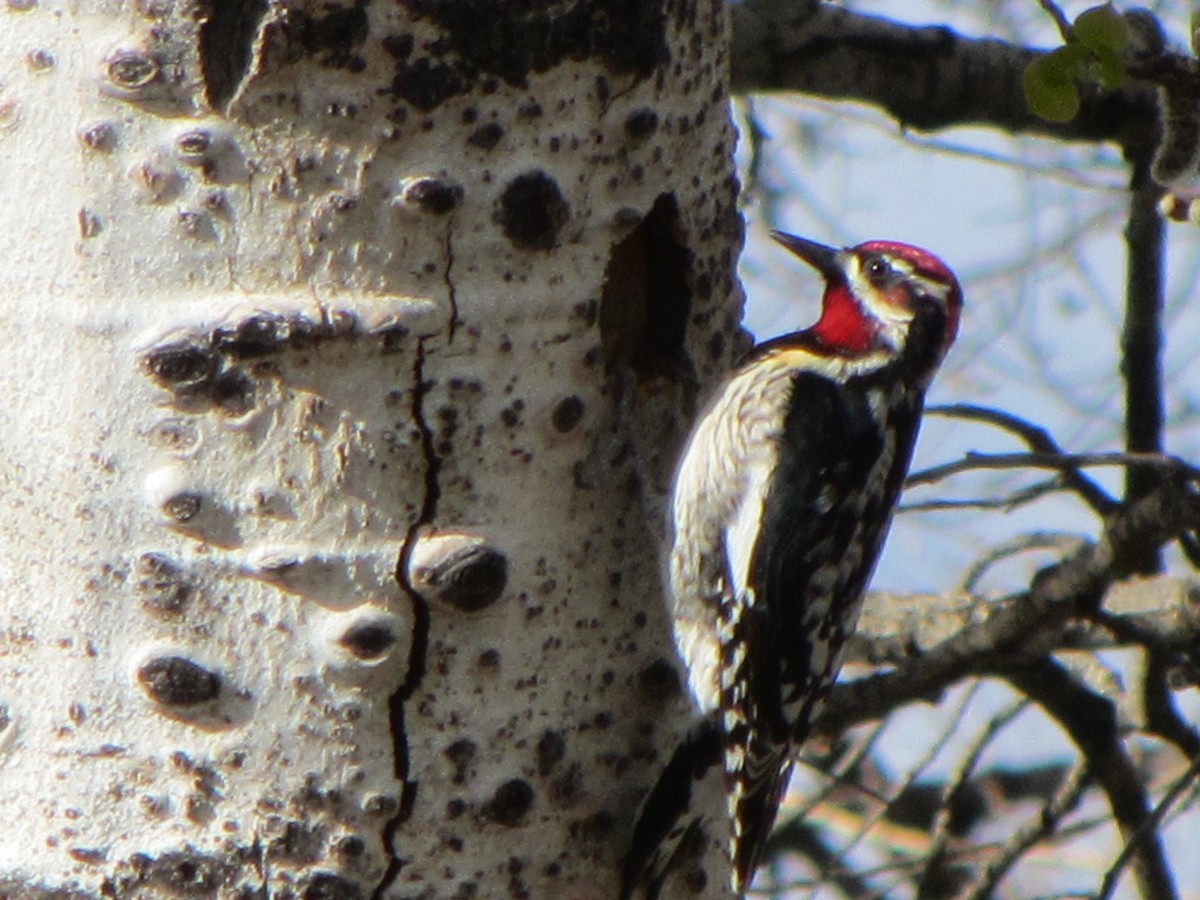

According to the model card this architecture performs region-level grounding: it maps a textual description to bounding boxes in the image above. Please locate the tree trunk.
[0,0,742,896]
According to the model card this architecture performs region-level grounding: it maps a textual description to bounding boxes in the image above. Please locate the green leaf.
[1044,43,1090,78]
[1090,46,1127,89]
[1074,4,1128,56]
[1024,49,1084,122]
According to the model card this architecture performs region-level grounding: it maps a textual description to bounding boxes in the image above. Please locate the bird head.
[771,231,962,368]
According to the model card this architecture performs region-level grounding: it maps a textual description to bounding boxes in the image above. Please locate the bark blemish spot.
[268,819,321,862]
[79,122,116,152]
[444,738,478,785]
[551,395,585,433]
[338,622,397,659]
[570,809,614,842]
[497,170,569,251]
[401,0,666,83]
[468,122,505,151]
[623,108,659,142]
[302,871,364,900]
[637,657,681,703]
[137,656,221,706]
[142,343,217,391]
[389,57,469,112]
[136,553,193,616]
[105,49,160,91]
[161,491,202,523]
[408,532,509,612]
[398,176,464,214]
[536,729,566,775]
[478,648,501,669]
[128,850,229,892]
[482,779,534,826]
[333,834,367,859]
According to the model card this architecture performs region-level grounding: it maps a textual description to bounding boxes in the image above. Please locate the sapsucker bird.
[623,232,962,898]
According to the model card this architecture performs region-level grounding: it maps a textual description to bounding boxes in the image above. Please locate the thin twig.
[899,477,1064,515]
[958,532,1089,595]
[962,759,1093,900]
[788,722,890,822]
[838,683,985,861]
[1036,0,1074,42]
[916,698,1030,898]
[759,807,1113,896]
[906,450,1200,490]
[1007,659,1178,900]
[925,405,1116,515]
[758,817,875,899]
[795,101,1128,192]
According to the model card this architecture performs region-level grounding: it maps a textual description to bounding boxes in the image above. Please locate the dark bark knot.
[407,532,509,612]
[138,656,221,706]
[497,170,570,251]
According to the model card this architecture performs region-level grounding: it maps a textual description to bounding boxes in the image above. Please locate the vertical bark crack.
[406,337,442,528]
[375,338,440,898]
[443,229,460,343]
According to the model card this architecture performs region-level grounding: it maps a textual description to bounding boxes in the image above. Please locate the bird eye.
[863,255,894,285]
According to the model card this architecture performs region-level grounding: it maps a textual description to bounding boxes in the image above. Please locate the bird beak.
[771,231,842,281]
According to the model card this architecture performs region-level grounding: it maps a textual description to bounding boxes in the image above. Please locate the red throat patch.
[811,283,875,353]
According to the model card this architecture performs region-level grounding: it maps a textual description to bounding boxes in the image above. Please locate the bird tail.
[621,716,723,900]
[622,715,795,897]
[726,734,793,893]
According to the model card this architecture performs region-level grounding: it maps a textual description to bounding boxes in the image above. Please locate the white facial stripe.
[846,251,953,352]
[843,254,910,351]
[910,274,952,302]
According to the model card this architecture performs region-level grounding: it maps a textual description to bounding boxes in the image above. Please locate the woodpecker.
[623,232,962,898]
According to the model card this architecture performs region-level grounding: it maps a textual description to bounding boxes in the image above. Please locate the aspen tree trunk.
[0,0,743,896]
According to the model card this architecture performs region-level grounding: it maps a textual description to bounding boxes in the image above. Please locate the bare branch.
[1121,159,1168,573]
[822,486,1200,734]
[1138,654,1200,760]
[1097,755,1200,899]
[855,576,1198,668]
[730,1,1159,155]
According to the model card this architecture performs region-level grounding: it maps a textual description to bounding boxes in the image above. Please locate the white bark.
[0,0,742,896]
